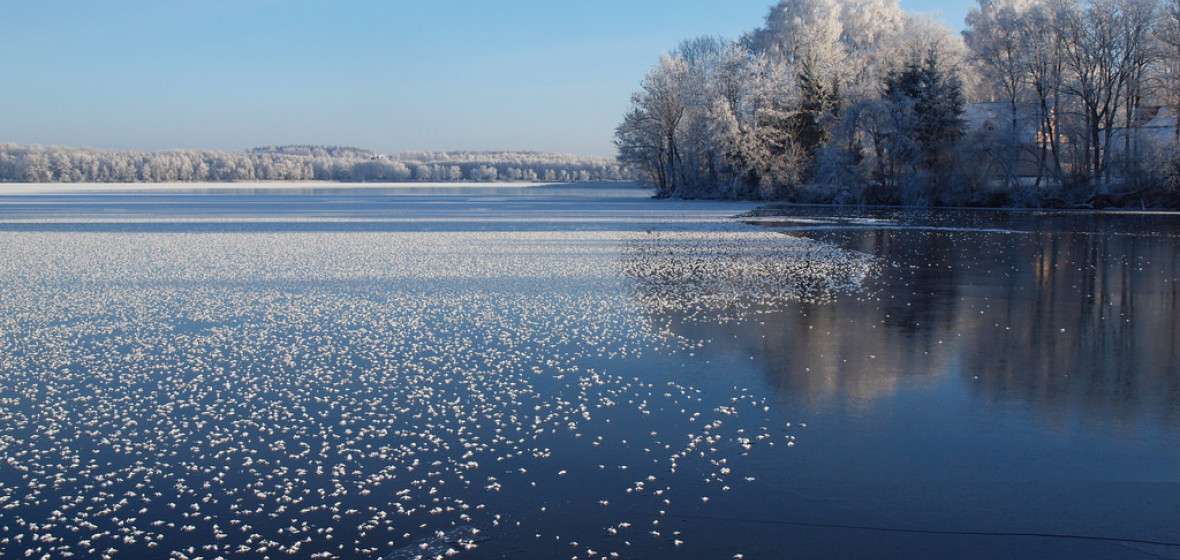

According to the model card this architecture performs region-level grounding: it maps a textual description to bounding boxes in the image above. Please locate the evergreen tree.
[882,49,964,175]
[792,57,840,165]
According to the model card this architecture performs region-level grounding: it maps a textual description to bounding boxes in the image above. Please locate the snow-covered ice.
[0,184,874,559]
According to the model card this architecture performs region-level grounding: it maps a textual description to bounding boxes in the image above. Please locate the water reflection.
[961,223,1180,432]
[646,209,1180,430]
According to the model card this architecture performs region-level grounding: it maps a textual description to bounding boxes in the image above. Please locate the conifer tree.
[883,49,964,175]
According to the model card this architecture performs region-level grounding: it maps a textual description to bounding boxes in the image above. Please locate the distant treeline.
[0,144,632,184]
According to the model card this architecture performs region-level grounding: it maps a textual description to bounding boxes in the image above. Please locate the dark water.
[703,208,1180,559]
[0,188,1177,560]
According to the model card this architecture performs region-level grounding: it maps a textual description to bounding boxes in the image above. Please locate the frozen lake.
[0,183,1177,559]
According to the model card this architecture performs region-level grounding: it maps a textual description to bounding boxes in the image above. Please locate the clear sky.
[0,0,972,158]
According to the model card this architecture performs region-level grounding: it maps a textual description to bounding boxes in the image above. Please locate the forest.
[615,0,1180,208]
[0,144,628,184]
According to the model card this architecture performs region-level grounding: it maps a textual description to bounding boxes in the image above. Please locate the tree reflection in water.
[624,209,1180,557]
[648,209,1180,429]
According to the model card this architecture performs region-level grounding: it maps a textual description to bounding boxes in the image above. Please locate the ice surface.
[382,526,488,560]
[0,184,877,559]
[620,224,876,320]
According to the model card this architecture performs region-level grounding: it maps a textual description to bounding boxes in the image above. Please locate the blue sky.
[0,0,972,158]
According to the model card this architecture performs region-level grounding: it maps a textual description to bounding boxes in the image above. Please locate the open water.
[0,184,1176,559]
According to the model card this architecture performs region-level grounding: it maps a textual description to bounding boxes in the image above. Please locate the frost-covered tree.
[751,0,846,75]
[742,55,809,197]
[853,95,918,202]
[850,46,966,203]
[615,55,690,196]
[616,0,967,202]
[699,42,763,197]
[902,50,965,173]
[964,0,1032,103]
[836,0,914,96]
[1015,0,1067,184]
[0,144,628,184]
[1056,0,1159,185]
[793,57,840,161]
[1158,0,1180,143]
[668,37,728,197]
[962,0,1076,189]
